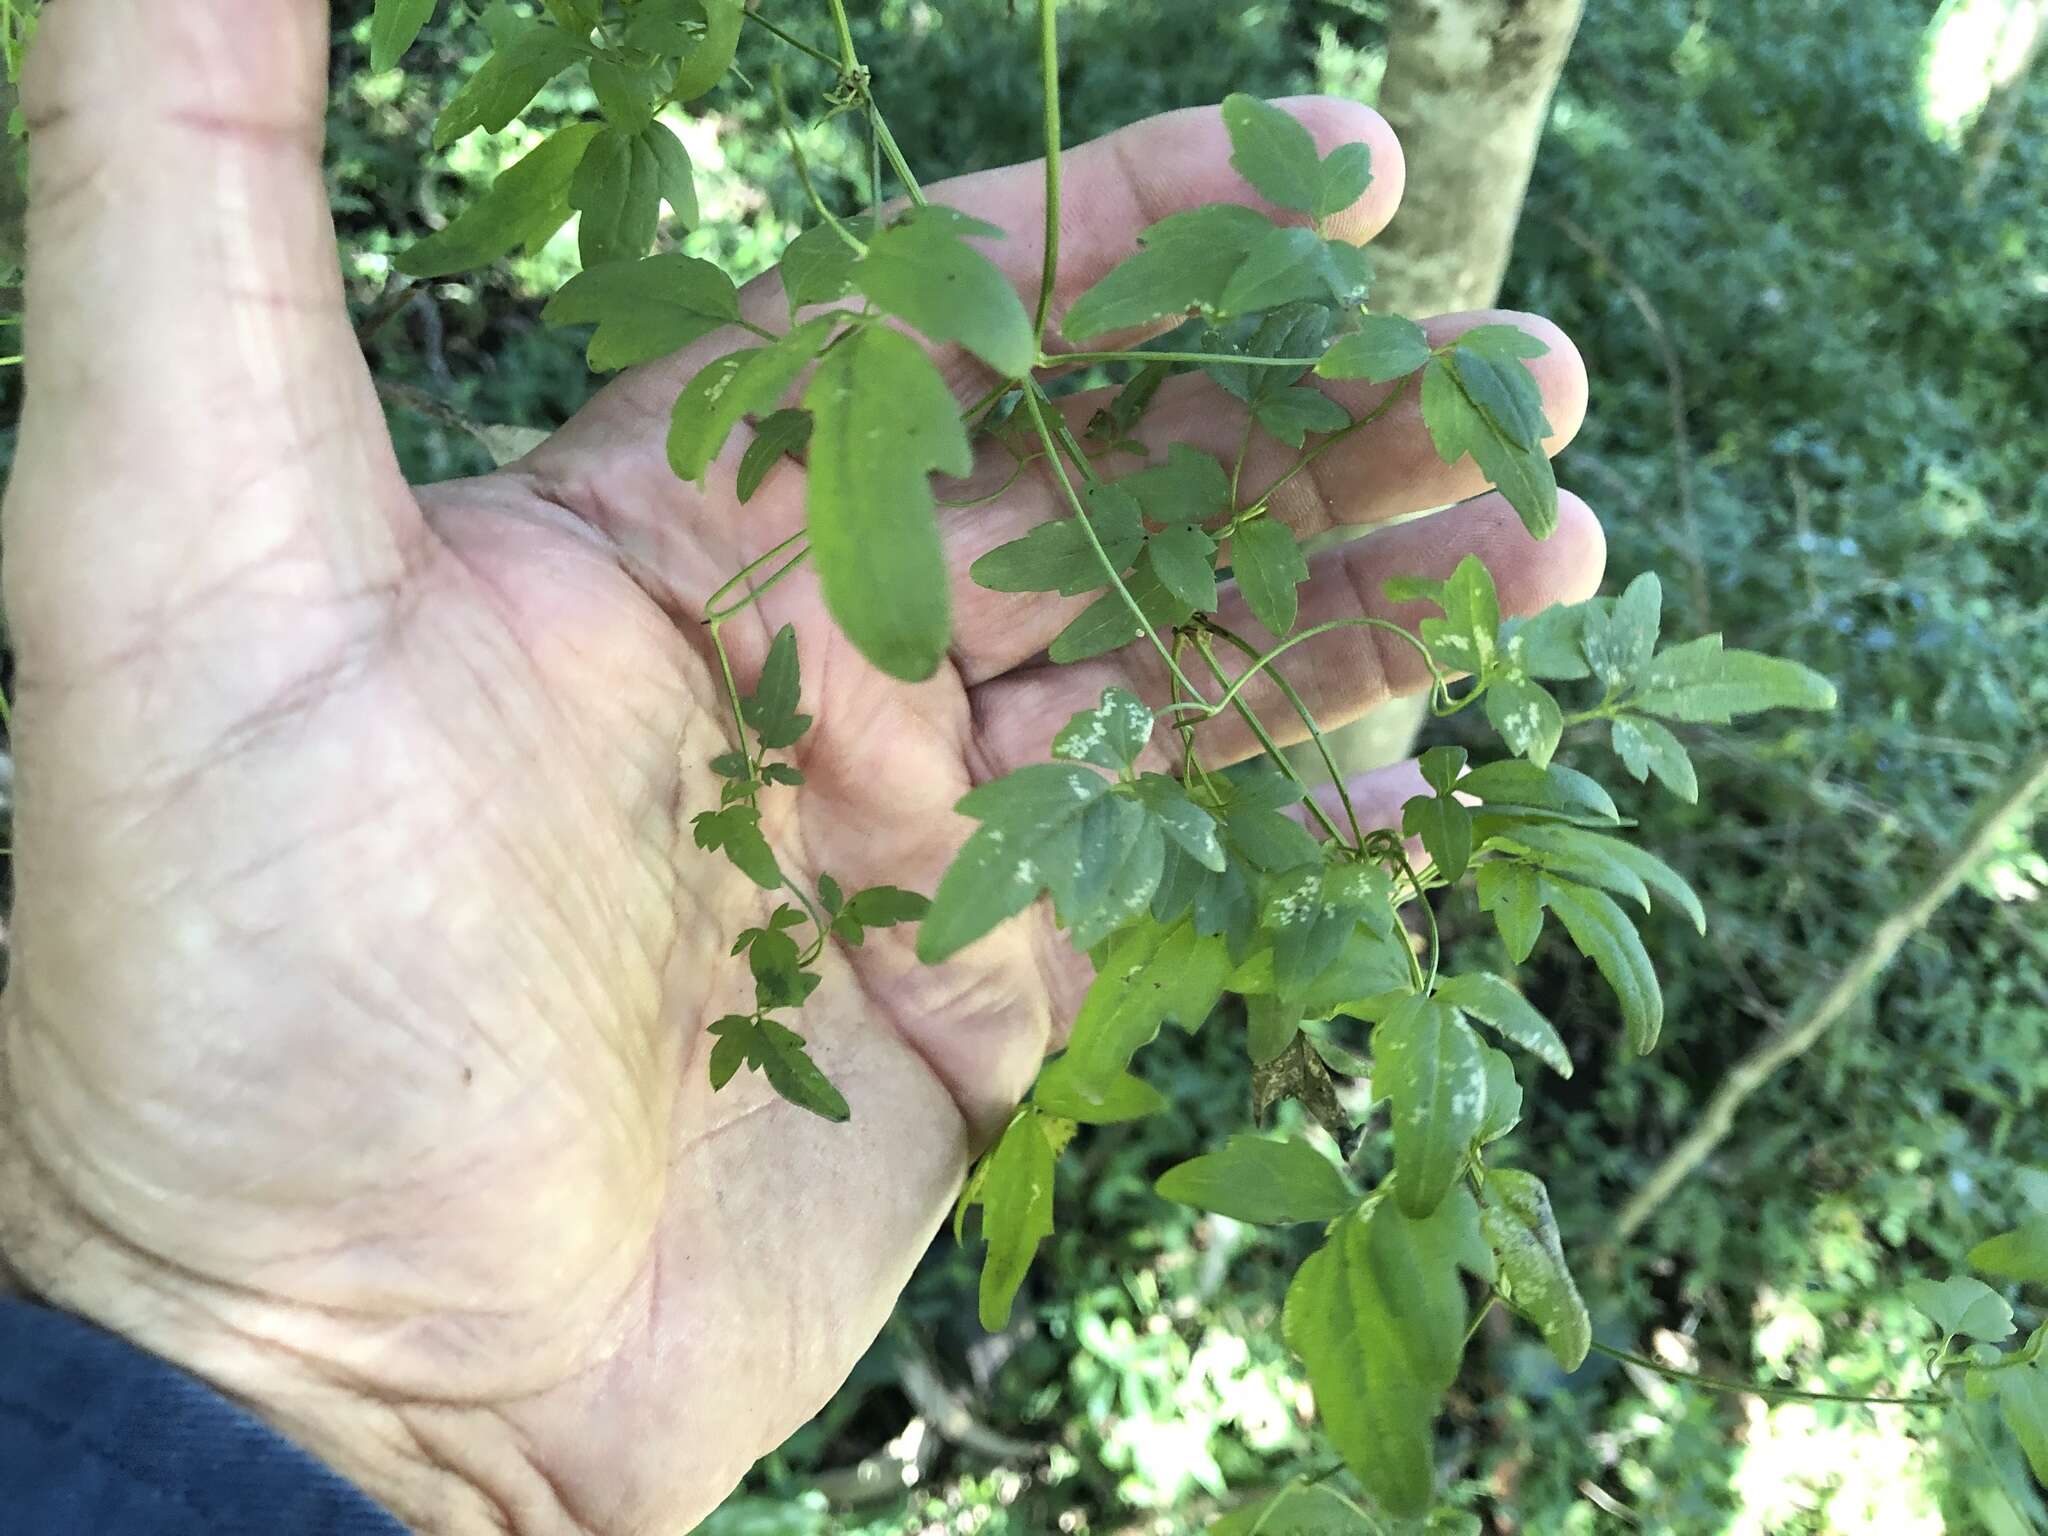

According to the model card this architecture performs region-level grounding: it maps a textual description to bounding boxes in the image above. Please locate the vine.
[322,0,1995,1525]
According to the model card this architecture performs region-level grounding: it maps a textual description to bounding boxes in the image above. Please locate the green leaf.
[1155,1134,1358,1224]
[1132,775,1227,872]
[1202,303,1334,404]
[1048,551,1193,664]
[1283,1199,1474,1518]
[570,125,661,267]
[1583,572,1663,687]
[828,885,930,946]
[1418,357,1557,539]
[854,207,1036,379]
[1032,1059,1166,1124]
[1631,637,1839,721]
[1375,997,1487,1217]
[1318,314,1432,382]
[970,1110,1062,1330]
[399,123,603,278]
[919,765,1112,963]
[1146,524,1221,610]
[1502,603,1592,680]
[1476,1046,1523,1143]
[645,120,699,227]
[1217,225,1338,317]
[1118,444,1231,526]
[1484,675,1564,770]
[691,805,782,890]
[805,326,967,681]
[1544,881,1663,1052]
[1059,917,1231,1099]
[736,409,812,503]
[1255,386,1350,448]
[1999,1361,2048,1485]
[1477,862,1545,963]
[1456,324,1548,364]
[1419,745,1467,798]
[432,19,582,150]
[1211,1484,1377,1536]
[588,55,664,132]
[1903,1276,2016,1342]
[1480,1167,1591,1370]
[1403,792,1473,885]
[780,217,875,311]
[1233,519,1310,638]
[741,623,810,749]
[971,484,1145,597]
[1970,1220,2048,1283]
[1315,141,1375,218]
[1450,345,1550,451]
[1456,760,1620,826]
[1052,688,1155,773]
[1487,823,1652,912]
[666,321,832,479]
[1611,716,1699,803]
[1416,554,1501,676]
[704,1015,849,1122]
[1434,972,1572,1077]
[670,0,745,100]
[1063,814,1167,952]
[1062,203,1270,340]
[1222,93,1325,212]
[370,0,439,72]
[546,251,744,372]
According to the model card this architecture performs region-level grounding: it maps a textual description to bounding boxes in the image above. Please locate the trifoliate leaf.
[965,1110,1063,1330]
[1154,1134,1358,1224]
[1053,688,1155,773]
[705,1015,849,1122]
[1222,93,1325,212]
[1416,554,1501,676]
[918,764,1112,962]
[736,409,813,503]
[1062,203,1270,340]
[1418,355,1557,538]
[1058,917,1230,1101]
[588,55,665,132]
[1284,1199,1475,1518]
[667,321,833,479]
[691,805,783,891]
[1434,973,1572,1076]
[855,206,1037,379]
[1610,715,1698,803]
[1233,518,1311,638]
[1374,997,1487,1217]
[547,251,745,372]
[1582,571,1663,688]
[1903,1276,2016,1342]
[1202,303,1334,405]
[1318,314,1433,383]
[1544,881,1663,1052]
[1480,1167,1591,1370]
[400,123,603,277]
[1969,1220,2048,1284]
[370,0,439,72]
[805,326,967,681]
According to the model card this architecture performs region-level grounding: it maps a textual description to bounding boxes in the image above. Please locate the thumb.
[6,0,414,665]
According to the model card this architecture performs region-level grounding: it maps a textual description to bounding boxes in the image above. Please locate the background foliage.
[5,0,2046,1530]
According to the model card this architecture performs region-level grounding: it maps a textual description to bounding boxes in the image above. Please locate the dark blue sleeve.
[0,1298,409,1535]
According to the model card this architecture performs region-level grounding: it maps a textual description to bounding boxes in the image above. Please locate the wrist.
[0,1037,586,1536]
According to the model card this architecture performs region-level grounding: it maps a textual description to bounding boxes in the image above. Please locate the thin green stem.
[1191,635,1347,846]
[1583,1340,1946,1409]
[708,622,758,790]
[1020,388,1199,696]
[938,457,1039,509]
[869,113,926,206]
[825,0,860,70]
[1153,617,1446,724]
[773,71,866,254]
[705,532,809,619]
[742,8,843,69]
[1051,349,1326,370]
[961,380,1015,429]
[1032,0,1063,348]
[1247,374,1416,514]
[1390,842,1440,989]
[1463,1293,1500,1349]
[1205,625,1364,849]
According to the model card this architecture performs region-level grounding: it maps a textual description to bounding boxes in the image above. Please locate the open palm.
[0,4,1601,1532]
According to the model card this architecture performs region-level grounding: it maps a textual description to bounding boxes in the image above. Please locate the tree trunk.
[1318,0,1588,776]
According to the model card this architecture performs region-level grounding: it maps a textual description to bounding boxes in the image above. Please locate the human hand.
[0,3,1600,1532]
